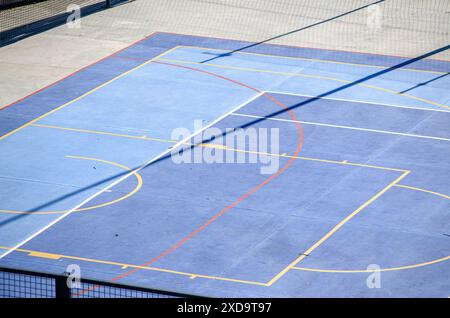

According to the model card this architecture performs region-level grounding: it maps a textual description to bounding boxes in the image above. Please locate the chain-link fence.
[0,0,126,45]
[0,267,197,298]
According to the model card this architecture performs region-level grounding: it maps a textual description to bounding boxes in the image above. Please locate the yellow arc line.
[0,155,143,215]
[157,57,450,111]
[267,170,411,286]
[280,180,450,275]
[292,255,450,273]
[394,184,450,200]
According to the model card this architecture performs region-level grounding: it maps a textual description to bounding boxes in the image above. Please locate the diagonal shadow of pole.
[399,72,450,94]
[1,44,448,230]
[200,0,386,63]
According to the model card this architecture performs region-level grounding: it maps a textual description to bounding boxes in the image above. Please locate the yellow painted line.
[199,143,228,149]
[292,256,450,273]
[28,251,62,260]
[157,57,450,111]
[0,46,181,141]
[394,184,450,200]
[293,155,408,173]
[31,124,178,144]
[181,45,447,75]
[0,155,143,215]
[31,122,408,173]
[267,170,411,286]
[0,246,268,286]
[232,148,408,172]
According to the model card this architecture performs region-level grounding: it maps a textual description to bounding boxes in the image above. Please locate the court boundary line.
[232,113,450,142]
[0,246,267,286]
[112,45,448,75]
[1,244,448,287]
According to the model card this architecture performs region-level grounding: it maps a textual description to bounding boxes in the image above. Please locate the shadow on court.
[200,0,385,63]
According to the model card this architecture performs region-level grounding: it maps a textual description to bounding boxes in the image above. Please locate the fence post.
[55,275,71,298]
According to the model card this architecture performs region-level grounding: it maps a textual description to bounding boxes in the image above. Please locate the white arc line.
[0,92,264,260]
[232,113,450,142]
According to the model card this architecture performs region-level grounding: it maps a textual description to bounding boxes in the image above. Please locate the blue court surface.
[0,32,449,297]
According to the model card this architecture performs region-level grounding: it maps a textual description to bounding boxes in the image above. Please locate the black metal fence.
[0,0,129,46]
[0,267,198,298]
[0,1,121,7]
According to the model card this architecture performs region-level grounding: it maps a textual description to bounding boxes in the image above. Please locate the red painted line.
[108,61,304,283]
[0,32,159,111]
[74,59,304,296]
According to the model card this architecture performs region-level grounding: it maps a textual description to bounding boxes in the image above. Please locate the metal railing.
[0,0,130,46]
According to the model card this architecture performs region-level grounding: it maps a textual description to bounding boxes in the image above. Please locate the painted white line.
[232,112,450,142]
[0,92,264,260]
[265,90,450,113]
